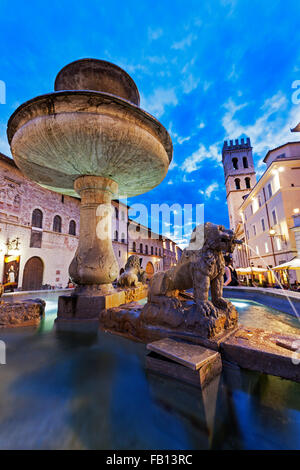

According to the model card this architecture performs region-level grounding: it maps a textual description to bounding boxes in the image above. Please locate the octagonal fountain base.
[57,284,147,321]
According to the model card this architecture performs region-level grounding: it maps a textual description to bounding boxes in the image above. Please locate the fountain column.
[69,175,119,294]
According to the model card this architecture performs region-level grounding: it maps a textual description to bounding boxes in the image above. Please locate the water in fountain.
[240,241,300,322]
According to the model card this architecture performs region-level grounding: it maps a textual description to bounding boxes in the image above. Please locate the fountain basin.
[7,91,172,198]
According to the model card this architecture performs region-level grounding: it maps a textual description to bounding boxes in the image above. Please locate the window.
[139,243,143,253]
[121,211,125,221]
[121,232,125,243]
[276,237,282,251]
[261,219,265,232]
[53,215,62,233]
[114,230,118,241]
[245,177,251,189]
[32,209,43,228]
[159,248,161,256]
[250,204,253,215]
[115,207,119,219]
[30,231,42,248]
[258,195,262,207]
[265,242,269,253]
[253,225,256,236]
[235,178,241,190]
[151,246,153,255]
[145,245,148,254]
[155,247,158,255]
[243,157,249,169]
[69,220,76,235]
[267,183,272,198]
[232,158,238,170]
[272,209,277,225]
[256,246,259,255]
[132,242,136,252]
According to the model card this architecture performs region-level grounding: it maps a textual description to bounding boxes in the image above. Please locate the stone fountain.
[7,59,172,319]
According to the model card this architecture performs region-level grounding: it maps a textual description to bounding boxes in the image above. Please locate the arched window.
[235,178,241,190]
[155,247,158,255]
[32,208,43,228]
[133,241,136,252]
[69,220,76,235]
[53,215,61,233]
[232,158,238,170]
[145,245,148,254]
[115,207,119,219]
[243,157,248,168]
[245,177,251,189]
[140,243,143,253]
[151,246,153,255]
[121,211,125,221]
[121,232,125,243]
[114,230,118,241]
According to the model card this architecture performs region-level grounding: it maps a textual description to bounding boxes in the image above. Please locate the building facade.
[223,139,300,283]
[0,152,181,291]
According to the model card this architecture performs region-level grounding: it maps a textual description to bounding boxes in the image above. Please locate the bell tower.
[223,137,256,231]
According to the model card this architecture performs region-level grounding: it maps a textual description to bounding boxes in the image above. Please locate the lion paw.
[196,300,218,318]
[213,297,230,311]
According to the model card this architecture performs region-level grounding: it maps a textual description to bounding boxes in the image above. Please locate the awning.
[273,257,300,271]
[236,267,268,275]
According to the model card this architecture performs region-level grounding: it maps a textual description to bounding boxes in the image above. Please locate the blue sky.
[1,0,300,247]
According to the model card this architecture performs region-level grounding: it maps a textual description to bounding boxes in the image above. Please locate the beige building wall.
[240,147,300,282]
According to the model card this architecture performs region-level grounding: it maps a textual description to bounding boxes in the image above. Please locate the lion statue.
[141,222,241,337]
[117,255,147,288]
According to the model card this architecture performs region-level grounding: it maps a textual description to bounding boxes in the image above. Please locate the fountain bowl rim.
[7,89,173,163]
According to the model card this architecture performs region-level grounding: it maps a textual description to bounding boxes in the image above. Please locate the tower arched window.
[245,177,251,189]
[114,230,118,241]
[232,158,238,170]
[32,209,43,228]
[243,157,248,168]
[53,215,62,233]
[235,178,241,190]
[69,220,76,235]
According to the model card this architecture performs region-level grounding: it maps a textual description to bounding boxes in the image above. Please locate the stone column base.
[57,285,148,321]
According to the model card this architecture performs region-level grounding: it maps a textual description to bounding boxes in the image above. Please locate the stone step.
[146,338,222,388]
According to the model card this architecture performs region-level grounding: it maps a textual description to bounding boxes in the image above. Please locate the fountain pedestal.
[7,59,172,322]
[69,175,119,292]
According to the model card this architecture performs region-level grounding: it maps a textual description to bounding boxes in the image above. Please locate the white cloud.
[198,122,205,129]
[172,34,197,51]
[182,142,221,173]
[221,92,300,158]
[204,182,219,199]
[183,174,195,183]
[182,74,200,94]
[141,88,178,118]
[168,122,191,145]
[167,180,173,185]
[148,27,163,41]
